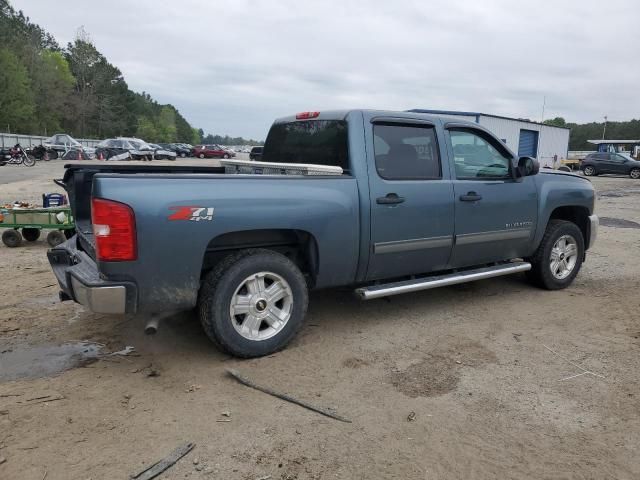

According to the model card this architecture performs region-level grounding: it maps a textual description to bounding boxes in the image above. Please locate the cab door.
[366,119,455,280]
[445,126,538,268]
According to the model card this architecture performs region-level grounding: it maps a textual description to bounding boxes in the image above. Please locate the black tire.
[583,165,596,176]
[558,166,571,172]
[526,220,584,290]
[630,168,640,180]
[46,230,65,247]
[23,155,36,167]
[223,154,229,159]
[199,153,205,159]
[22,228,40,242]
[180,152,186,158]
[2,229,22,247]
[198,249,309,358]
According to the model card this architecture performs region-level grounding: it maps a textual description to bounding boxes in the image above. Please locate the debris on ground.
[109,346,136,356]
[0,457,6,465]
[130,442,194,480]
[226,369,352,423]
[407,412,416,422]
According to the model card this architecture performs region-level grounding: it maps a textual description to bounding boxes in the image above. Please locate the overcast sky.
[13,0,640,139]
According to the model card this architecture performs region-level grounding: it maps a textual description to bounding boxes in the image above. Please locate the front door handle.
[377,193,405,205]
[459,191,482,202]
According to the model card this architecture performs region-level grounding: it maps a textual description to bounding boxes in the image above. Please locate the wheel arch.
[546,205,592,249]
[201,228,319,286]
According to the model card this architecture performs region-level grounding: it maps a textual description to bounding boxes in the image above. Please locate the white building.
[409,109,570,168]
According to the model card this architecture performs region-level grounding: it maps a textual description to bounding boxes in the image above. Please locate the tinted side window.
[449,129,511,179]
[373,123,441,180]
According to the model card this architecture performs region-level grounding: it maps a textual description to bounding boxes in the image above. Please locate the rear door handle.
[459,191,482,202]
[377,193,405,205]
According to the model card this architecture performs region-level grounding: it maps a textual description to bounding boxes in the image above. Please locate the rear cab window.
[262,120,349,171]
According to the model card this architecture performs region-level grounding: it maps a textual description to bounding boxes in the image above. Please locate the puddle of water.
[599,217,640,229]
[0,342,102,382]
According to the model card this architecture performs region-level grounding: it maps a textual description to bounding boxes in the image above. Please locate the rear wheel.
[22,228,40,242]
[198,249,308,358]
[2,229,22,247]
[630,168,640,179]
[583,165,595,176]
[199,153,205,159]
[223,154,230,159]
[526,220,584,290]
[46,230,65,247]
[180,152,186,158]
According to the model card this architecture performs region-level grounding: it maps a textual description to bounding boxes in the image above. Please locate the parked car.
[96,138,153,160]
[48,109,598,358]
[193,144,234,159]
[43,133,95,159]
[159,143,190,158]
[148,143,177,160]
[581,152,640,179]
[249,146,263,160]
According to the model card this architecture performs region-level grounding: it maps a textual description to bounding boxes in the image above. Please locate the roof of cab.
[273,109,479,127]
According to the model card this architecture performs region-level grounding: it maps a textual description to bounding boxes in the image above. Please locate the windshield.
[262,120,348,169]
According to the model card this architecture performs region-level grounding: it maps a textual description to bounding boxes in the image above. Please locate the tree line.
[541,117,640,151]
[0,1,260,145]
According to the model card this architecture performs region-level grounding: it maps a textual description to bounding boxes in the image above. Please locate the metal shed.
[408,109,570,168]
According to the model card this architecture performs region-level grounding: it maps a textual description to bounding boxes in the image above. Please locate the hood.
[539,168,591,182]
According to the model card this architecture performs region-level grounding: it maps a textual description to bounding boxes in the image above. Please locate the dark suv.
[249,146,263,160]
[581,152,640,179]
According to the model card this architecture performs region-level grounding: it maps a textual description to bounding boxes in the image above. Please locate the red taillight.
[295,111,320,120]
[91,197,137,261]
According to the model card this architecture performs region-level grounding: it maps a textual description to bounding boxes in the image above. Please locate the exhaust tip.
[144,317,159,335]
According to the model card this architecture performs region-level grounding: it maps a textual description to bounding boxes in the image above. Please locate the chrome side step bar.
[355,261,531,300]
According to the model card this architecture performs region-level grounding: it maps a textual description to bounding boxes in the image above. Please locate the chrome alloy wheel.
[229,271,293,341]
[550,235,578,280]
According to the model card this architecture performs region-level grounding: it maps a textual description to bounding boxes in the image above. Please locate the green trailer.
[0,207,75,247]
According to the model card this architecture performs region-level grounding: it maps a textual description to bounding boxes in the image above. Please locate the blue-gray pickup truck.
[48,110,598,357]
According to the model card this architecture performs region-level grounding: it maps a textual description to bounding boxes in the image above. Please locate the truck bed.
[62,163,227,258]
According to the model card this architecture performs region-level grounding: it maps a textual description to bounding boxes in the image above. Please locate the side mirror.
[517,156,539,177]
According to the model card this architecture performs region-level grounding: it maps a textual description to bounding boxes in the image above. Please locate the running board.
[355,262,531,300]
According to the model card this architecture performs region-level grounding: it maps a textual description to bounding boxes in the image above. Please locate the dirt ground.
[1,161,639,480]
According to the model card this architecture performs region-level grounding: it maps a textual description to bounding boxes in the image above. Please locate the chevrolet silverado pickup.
[48,110,598,357]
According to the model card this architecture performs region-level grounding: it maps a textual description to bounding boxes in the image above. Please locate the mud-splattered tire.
[2,229,22,247]
[526,220,584,290]
[198,249,308,358]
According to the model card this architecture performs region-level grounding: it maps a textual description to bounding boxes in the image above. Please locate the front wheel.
[583,165,595,176]
[2,229,22,247]
[630,168,640,179]
[526,220,584,290]
[223,154,229,159]
[198,249,308,358]
[22,228,40,242]
[23,155,36,167]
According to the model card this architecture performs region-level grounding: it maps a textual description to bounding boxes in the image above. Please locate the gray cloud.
[13,0,640,139]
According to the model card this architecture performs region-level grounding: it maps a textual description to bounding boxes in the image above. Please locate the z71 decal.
[168,206,215,222]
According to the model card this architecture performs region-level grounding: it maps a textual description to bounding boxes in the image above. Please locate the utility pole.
[541,96,546,123]
[602,116,608,140]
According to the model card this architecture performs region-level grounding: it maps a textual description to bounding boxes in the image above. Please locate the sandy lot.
[1,160,639,480]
